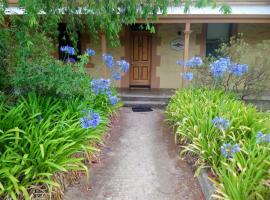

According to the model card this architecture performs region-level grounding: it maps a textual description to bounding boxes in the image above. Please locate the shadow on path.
[64,108,204,200]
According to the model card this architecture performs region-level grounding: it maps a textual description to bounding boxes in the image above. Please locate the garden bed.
[0,88,121,199]
[166,88,270,200]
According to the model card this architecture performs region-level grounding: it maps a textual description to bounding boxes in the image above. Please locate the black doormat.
[132,106,153,112]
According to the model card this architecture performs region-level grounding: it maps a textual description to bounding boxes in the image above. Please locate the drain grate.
[132,106,153,112]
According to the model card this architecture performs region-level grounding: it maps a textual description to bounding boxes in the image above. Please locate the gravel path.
[64,108,204,200]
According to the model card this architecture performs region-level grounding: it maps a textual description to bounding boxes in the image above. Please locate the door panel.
[132,66,140,80]
[133,36,140,61]
[142,36,149,61]
[130,33,151,86]
[141,66,148,80]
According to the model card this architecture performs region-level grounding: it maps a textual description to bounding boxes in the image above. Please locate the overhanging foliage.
[1,0,231,45]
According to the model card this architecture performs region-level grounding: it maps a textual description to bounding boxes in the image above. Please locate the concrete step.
[120,95,170,102]
[118,88,173,108]
[122,100,167,108]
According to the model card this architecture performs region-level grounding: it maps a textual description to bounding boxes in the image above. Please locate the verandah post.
[182,22,191,88]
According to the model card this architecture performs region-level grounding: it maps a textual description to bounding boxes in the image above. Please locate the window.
[206,24,232,57]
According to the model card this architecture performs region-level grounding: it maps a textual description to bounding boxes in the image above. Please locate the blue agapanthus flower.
[91,78,111,94]
[117,60,130,73]
[177,56,203,68]
[265,134,270,143]
[108,95,118,106]
[210,57,231,79]
[80,110,101,129]
[256,131,270,144]
[221,143,240,158]
[86,48,95,56]
[103,54,114,69]
[228,63,248,76]
[66,57,76,64]
[182,72,193,81]
[60,45,76,55]
[256,131,264,144]
[212,117,230,131]
[188,56,203,67]
[112,72,121,80]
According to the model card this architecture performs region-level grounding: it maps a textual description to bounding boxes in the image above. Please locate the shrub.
[166,88,270,199]
[0,92,116,199]
[12,55,91,98]
[194,36,270,99]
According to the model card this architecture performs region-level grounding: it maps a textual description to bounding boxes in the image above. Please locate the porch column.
[100,33,107,77]
[182,22,191,88]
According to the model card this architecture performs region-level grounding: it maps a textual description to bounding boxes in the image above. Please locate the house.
[6,0,270,90]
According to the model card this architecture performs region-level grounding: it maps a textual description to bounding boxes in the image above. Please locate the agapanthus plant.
[91,79,111,94]
[102,53,130,81]
[103,53,114,69]
[66,57,76,64]
[209,57,249,79]
[60,45,76,55]
[210,57,231,79]
[112,71,121,81]
[182,72,193,81]
[228,63,248,76]
[221,143,240,158]
[80,110,101,129]
[177,56,203,68]
[108,94,119,106]
[117,60,130,73]
[86,48,95,56]
[177,57,202,83]
[212,117,230,131]
[256,131,270,144]
[90,78,120,107]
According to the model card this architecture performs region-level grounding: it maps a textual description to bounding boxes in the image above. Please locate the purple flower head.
[182,72,193,81]
[91,78,111,94]
[231,144,240,154]
[80,110,101,129]
[60,45,76,55]
[264,134,270,143]
[256,131,270,144]
[117,60,130,73]
[212,117,230,131]
[256,131,264,144]
[103,53,114,69]
[108,95,119,106]
[177,56,203,68]
[106,89,113,96]
[66,57,76,64]
[221,143,240,158]
[228,63,248,76]
[210,57,231,79]
[80,117,91,129]
[112,71,121,80]
[60,46,67,52]
[86,48,95,56]
[188,56,203,67]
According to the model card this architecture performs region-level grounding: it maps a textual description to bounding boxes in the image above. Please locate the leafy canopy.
[0,0,230,45]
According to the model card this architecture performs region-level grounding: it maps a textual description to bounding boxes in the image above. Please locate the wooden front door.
[130,32,152,86]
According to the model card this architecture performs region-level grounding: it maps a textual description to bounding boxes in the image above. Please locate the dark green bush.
[12,57,90,98]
